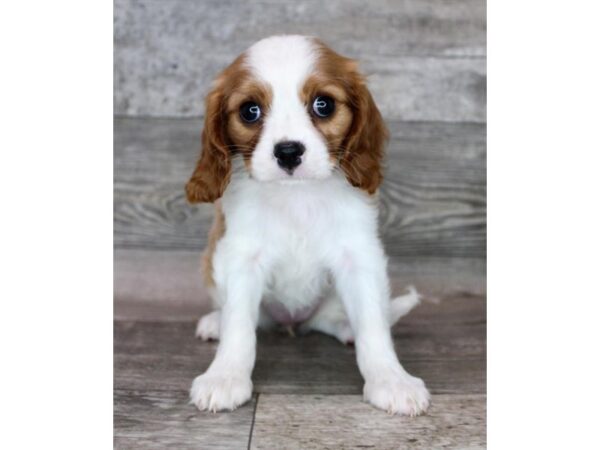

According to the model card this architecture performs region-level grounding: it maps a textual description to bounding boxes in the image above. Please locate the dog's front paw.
[364,372,430,416]
[190,372,252,412]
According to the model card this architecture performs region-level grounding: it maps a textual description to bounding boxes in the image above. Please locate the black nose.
[274,141,305,174]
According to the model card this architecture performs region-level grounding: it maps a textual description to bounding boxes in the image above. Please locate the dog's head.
[186,35,387,203]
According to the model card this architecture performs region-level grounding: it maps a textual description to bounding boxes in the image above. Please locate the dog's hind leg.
[389,286,421,325]
[299,287,421,345]
[298,294,355,344]
[195,309,221,341]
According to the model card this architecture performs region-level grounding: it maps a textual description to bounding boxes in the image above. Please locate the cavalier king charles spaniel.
[185,35,430,415]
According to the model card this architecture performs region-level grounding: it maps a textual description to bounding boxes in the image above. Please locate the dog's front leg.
[333,245,430,416]
[190,266,263,412]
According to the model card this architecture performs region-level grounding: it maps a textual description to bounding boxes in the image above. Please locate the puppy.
[186,35,430,415]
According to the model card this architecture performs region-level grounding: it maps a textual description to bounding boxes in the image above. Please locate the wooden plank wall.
[114,118,485,258]
[114,0,486,121]
[114,0,487,308]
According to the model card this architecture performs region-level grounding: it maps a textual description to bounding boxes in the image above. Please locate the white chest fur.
[211,167,381,320]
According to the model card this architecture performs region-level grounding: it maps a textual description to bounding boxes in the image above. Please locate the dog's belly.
[262,300,321,326]
[261,253,331,325]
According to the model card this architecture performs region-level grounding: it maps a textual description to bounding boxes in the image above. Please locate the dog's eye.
[312,96,335,118]
[239,102,261,123]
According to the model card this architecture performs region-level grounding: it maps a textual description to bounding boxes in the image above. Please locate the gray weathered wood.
[114,248,485,319]
[114,118,485,258]
[368,56,486,122]
[114,295,485,395]
[114,389,256,449]
[251,394,486,449]
[115,343,484,395]
[115,0,485,120]
[114,2,486,444]
[114,297,485,358]
[113,275,485,447]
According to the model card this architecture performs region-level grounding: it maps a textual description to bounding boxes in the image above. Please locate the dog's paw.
[363,372,430,416]
[195,310,220,341]
[190,372,252,412]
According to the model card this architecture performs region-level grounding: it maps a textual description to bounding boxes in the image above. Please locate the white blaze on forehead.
[244,35,332,182]
[245,35,317,93]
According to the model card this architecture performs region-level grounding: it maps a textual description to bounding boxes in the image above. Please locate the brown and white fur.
[185,35,430,415]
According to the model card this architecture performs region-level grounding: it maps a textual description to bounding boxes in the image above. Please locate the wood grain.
[114,247,485,319]
[113,2,486,446]
[114,118,485,258]
[251,394,486,449]
[114,295,485,395]
[113,287,485,447]
[115,0,485,120]
[114,389,256,449]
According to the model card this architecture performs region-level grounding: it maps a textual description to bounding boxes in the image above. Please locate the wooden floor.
[114,291,486,449]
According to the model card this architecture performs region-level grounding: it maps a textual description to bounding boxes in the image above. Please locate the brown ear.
[185,85,231,203]
[340,73,388,195]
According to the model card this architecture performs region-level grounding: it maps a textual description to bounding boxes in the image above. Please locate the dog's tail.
[389,285,421,325]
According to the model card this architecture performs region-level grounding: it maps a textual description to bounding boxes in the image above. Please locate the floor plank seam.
[247,393,260,450]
